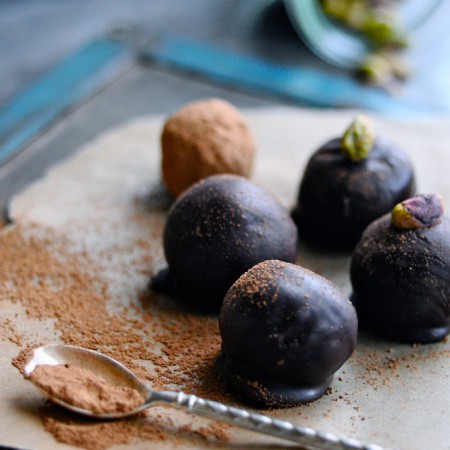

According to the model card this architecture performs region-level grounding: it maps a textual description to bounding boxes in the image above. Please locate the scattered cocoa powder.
[29,364,145,415]
[3,222,450,448]
[0,317,22,346]
[348,340,450,388]
[138,289,234,404]
[1,224,231,449]
[41,406,228,450]
[181,422,231,443]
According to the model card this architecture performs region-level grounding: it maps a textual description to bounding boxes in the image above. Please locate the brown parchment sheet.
[1,107,449,450]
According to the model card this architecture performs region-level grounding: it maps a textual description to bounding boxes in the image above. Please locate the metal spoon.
[24,344,386,450]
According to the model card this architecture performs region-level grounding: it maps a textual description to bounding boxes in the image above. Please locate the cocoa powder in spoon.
[29,364,145,415]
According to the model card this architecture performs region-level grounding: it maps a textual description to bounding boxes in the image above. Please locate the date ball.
[162,175,298,311]
[292,115,415,250]
[219,260,358,407]
[161,98,256,197]
[351,194,450,343]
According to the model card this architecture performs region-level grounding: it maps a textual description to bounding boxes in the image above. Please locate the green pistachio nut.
[341,115,375,162]
[362,15,407,47]
[344,2,368,29]
[357,50,411,85]
[320,0,349,22]
[391,194,445,229]
[357,52,392,84]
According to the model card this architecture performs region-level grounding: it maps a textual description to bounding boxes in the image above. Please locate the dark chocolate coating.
[162,175,298,311]
[218,260,357,407]
[292,137,415,250]
[351,215,450,343]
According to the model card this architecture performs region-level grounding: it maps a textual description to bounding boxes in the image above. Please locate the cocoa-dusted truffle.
[351,194,450,343]
[161,98,256,197]
[292,115,415,250]
[218,260,357,407]
[160,175,298,311]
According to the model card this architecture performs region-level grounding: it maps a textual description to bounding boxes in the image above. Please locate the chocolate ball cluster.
[154,101,449,407]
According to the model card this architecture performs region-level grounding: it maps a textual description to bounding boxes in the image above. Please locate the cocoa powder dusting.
[0,317,22,346]
[349,340,450,387]
[1,224,231,449]
[29,364,145,414]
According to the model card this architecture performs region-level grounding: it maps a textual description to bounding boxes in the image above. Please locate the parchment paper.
[1,107,449,450]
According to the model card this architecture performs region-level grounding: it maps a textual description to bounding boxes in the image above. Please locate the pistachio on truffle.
[351,194,450,343]
[292,115,415,250]
[219,260,357,407]
[391,194,444,229]
[341,115,375,162]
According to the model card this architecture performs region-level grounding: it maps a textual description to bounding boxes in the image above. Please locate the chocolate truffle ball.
[161,98,256,197]
[351,194,450,343]
[219,260,358,407]
[162,175,298,311]
[292,115,415,250]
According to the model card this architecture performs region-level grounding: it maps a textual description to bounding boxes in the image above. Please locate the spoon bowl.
[24,344,151,419]
[25,344,386,450]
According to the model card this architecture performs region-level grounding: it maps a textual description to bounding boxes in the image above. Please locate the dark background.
[0,0,449,214]
[0,0,330,107]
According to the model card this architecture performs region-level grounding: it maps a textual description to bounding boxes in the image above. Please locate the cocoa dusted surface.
[3,111,450,450]
[4,224,232,449]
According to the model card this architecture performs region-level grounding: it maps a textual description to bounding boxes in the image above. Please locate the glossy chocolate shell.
[161,175,298,311]
[292,138,415,250]
[219,260,357,407]
[351,215,450,343]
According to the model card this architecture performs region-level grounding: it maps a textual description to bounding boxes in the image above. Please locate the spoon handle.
[149,391,386,450]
